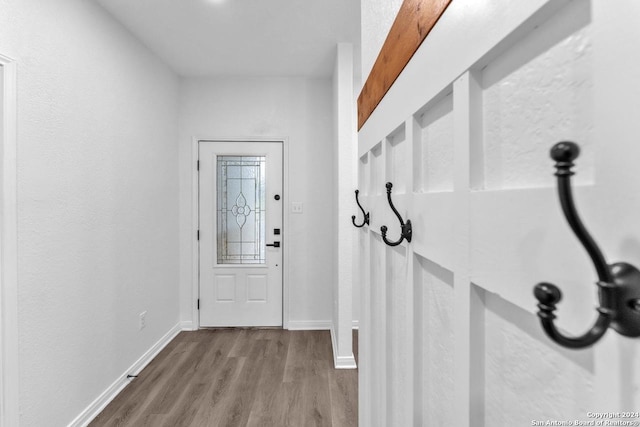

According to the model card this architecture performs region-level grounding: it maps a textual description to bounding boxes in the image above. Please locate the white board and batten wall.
[358,0,640,426]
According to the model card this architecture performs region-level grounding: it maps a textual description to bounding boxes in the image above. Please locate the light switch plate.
[292,202,303,214]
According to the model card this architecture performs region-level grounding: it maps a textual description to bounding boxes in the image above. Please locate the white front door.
[199,140,283,327]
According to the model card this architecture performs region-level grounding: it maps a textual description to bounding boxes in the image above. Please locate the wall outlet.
[292,202,303,214]
[139,311,147,330]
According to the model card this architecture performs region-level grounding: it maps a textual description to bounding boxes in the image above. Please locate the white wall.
[178,77,334,328]
[0,1,180,425]
[331,43,356,368]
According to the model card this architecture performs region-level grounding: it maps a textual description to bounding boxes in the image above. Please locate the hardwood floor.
[90,329,358,427]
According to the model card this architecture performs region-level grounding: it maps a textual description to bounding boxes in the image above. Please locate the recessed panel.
[414,255,454,426]
[369,233,386,425]
[247,274,267,302]
[480,0,593,190]
[415,92,454,193]
[215,275,235,302]
[386,245,410,427]
[359,153,369,196]
[370,143,383,196]
[386,123,407,194]
[481,287,594,426]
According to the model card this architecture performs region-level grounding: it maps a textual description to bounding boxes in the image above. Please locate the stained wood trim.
[357,0,452,130]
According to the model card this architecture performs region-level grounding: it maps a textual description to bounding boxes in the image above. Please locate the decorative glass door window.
[216,156,266,264]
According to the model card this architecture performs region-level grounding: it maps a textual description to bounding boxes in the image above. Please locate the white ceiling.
[94,0,361,78]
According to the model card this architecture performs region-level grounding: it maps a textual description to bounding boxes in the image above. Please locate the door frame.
[191,137,290,330]
[0,54,19,427]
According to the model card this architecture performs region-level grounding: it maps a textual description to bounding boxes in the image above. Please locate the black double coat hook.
[352,190,370,228]
[534,141,640,349]
[380,182,412,246]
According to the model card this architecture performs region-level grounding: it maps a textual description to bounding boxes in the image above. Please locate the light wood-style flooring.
[90,329,358,427]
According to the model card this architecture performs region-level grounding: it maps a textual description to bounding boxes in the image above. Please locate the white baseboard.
[330,326,357,370]
[287,320,332,330]
[180,320,196,331]
[68,323,183,427]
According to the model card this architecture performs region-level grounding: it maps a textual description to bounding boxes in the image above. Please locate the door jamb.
[191,137,290,329]
[0,54,19,427]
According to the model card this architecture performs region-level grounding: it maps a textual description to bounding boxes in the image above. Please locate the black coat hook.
[380,182,412,246]
[534,141,640,349]
[352,190,370,228]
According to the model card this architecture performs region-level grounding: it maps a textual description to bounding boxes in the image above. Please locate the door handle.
[266,241,280,248]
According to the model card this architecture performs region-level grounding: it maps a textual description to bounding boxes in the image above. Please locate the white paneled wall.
[358,1,640,426]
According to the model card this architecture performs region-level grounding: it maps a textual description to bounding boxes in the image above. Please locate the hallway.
[90,330,358,426]
[3,1,640,425]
